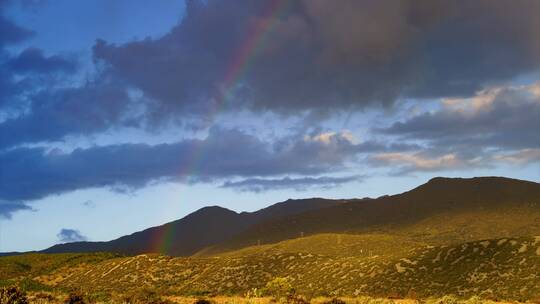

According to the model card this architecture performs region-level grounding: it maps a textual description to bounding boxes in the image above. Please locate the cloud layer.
[1,128,402,205]
[3,0,540,148]
[221,175,363,192]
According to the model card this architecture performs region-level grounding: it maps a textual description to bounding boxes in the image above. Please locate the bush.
[437,295,459,304]
[31,292,55,303]
[245,288,263,298]
[0,286,28,304]
[322,298,346,304]
[463,296,483,304]
[122,289,172,304]
[193,299,212,304]
[285,294,310,304]
[265,277,294,301]
[64,292,85,304]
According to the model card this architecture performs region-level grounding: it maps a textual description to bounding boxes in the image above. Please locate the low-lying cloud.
[221,175,363,192]
[57,228,87,243]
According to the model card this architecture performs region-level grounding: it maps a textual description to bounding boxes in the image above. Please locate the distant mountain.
[206,176,540,253]
[41,176,540,257]
[43,198,345,256]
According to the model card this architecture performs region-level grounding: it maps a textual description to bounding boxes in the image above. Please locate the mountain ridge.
[8,176,539,257]
[42,197,345,256]
[203,176,540,254]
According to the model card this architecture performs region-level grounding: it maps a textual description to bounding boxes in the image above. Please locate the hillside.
[16,235,538,301]
[43,198,344,256]
[207,177,540,253]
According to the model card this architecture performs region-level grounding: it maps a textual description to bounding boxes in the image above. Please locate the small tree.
[264,277,294,301]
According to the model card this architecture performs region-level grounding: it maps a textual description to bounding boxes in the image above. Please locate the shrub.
[322,298,346,304]
[463,296,483,304]
[64,292,85,304]
[0,286,28,304]
[122,289,172,304]
[265,277,294,301]
[245,288,263,298]
[286,294,310,304]
[436,295,459,304]
[32,292,55,303]
[193,299,212,304]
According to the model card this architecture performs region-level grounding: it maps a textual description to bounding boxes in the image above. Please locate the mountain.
[39,177,540,257]
[205,176,540,253]
[43,198,345,256]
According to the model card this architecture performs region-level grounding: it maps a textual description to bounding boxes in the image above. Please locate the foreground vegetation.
[1,285,537,304]
[1,235,539,303]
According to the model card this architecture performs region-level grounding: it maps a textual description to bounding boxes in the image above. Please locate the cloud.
[0,118,430,219]
[0,8,77,114]
[0,14,34,47]
[221,175,363,192]
[369,152,484,175]
[56,228,87,243]
[6,47,77,74]
[0,200,32,219]
[379,83,540,150]
[0,83,132,148]
[91,0,540,119]
[494,149,540,165]
[2,0,540,151]
[0,127,407,207]
[82,200,95,208]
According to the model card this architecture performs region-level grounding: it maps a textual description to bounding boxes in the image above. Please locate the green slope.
[23,235,540,301]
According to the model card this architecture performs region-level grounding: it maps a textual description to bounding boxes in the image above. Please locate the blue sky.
[1,0,539,252]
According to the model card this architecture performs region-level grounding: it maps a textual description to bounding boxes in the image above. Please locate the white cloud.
[372,152,460,170]
[303,130,356,145]
[494,148,540,165]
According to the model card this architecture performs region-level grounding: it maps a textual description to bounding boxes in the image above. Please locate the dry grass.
[20,294,522,304]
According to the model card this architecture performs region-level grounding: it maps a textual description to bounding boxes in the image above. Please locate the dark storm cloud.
[57,228,87,243]
[379,85,540,150]
[0,83,131,149]
[0,128,406,206]
[92,0,540,118]
[0,3,35,109]
[6,48,76,74]
[221,175,363,192]
[3,0,540,149]
[0,5,78,112]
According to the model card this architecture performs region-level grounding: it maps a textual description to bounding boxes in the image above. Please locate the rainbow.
[150,0,291,255]
[216,0,291,110]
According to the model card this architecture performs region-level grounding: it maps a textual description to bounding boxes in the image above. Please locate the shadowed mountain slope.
[205,177,540,253]
[41,177,540,257]
[43,198,344,256]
